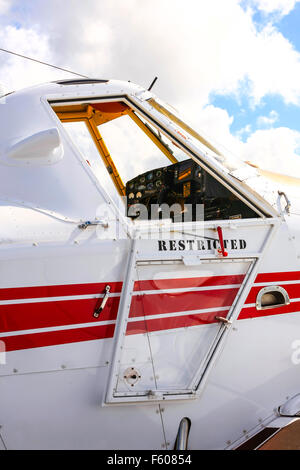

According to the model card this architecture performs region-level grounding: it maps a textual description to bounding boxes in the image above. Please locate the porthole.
[256,286,290,310]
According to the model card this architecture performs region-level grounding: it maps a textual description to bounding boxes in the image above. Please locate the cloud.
[180,104,300,177]
[257,110,279,127]
[251,0,300,16]
[236,124,252,138]
[241,127,300,175]
[0,0,12,15]
[1,1,300,179]
[1,0,300,108]
[0,25,71,91]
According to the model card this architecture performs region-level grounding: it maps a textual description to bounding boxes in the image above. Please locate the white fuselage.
[0,80,299,450]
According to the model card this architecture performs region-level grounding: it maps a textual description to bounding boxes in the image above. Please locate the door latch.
[94,285,111,318]
[215,316,232,326]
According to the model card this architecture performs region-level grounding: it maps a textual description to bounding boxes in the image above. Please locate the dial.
[146,172,153,181]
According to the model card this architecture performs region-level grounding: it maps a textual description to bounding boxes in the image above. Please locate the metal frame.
[256,285,290,310]
[45,92,279,220]
[104,218,280,405]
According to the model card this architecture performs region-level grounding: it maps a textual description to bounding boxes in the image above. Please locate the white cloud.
[178,104,300,177]
[0,0,12,15]
[251,0,300,16]
[2,1,300,107]
[0,25,72,91]
[257,110,279,127]
[1,1,300,179]
[244,24,300,106]
[241,127,300,176]
[236,124,252,138]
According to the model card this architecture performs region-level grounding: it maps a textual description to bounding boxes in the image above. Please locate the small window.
[256,286,290,310]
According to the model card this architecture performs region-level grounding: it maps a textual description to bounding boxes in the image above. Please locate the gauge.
[128,192,135,199]
[147,183,154,190]
[155,170,162,178]
[155,180,162,188]
[136,191,142,198]
[139,176,146,183]
[129,182,135,190]
[137,184,146,190]
[146,172,153,181]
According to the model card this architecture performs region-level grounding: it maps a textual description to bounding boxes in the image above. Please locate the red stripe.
[0,297,120,333]
[2,270,300,353]
[134,274,245,291]
[129,288,239,318]
[1,323,115,352]
[127,309,229,335]
[239,301,300,320]
[0,281,123,301]
[246,283,300,304]
[255,271,300,283]
[3,302,300,352]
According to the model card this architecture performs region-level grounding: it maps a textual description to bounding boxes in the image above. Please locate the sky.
[1,0,300,178]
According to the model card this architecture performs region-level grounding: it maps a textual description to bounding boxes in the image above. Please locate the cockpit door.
[105,219,276,404]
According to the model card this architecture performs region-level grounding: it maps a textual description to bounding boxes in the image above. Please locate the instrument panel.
[126,158,257,221]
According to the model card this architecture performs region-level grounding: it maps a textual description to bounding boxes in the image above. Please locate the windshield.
[53,98,260,223]
[147,97,248,174]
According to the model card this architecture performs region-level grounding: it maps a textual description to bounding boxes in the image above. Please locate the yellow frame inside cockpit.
[52,101,178,197]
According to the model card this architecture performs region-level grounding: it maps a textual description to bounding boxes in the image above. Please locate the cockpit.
[51,94,260,223]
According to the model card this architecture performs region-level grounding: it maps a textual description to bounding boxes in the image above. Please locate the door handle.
[94,285,111,318]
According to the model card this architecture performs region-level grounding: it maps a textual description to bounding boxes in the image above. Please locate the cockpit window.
[52,100,259,223]
[147,97,250,174]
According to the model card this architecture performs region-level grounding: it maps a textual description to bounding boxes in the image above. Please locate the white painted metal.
[0,79,299,450]
[279,394,300,416]
[5,128,63,166]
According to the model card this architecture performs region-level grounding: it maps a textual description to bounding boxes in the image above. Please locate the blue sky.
[0,0,300,176]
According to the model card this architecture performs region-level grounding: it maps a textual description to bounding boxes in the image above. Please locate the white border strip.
[0,284,242,305]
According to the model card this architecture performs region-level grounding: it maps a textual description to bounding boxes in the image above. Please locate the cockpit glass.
[147,97,247,173]
[53,99,258,222]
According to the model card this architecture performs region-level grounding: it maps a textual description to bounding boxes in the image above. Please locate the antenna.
[148,76,158,91]
[0,47,90,78]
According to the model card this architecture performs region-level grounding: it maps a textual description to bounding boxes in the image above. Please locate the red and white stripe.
[0,271,299,352]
